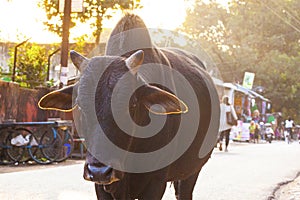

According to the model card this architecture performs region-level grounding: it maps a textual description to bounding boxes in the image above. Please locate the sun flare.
[0,0,188,44]
[135,0,187,29]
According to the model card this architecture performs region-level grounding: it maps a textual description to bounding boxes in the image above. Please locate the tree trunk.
[94,11,104,48]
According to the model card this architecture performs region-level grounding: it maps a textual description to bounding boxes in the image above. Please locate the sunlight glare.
[0,0,60,43]
[135,0,187,29]
[0,0,189,43]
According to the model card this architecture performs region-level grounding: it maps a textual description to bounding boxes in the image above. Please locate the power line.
[261,1,300,34]
[269,0,300,27]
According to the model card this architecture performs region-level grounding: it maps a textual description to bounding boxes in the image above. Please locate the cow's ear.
[38,84,76,112]
[142,85,188,115]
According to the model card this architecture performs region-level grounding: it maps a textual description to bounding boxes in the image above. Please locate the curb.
[268,171,300,200]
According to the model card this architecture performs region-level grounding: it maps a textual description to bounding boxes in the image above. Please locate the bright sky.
[0,0,190,43]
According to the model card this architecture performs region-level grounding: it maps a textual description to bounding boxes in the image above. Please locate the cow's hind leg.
[95,184,113,200]
[174,171,200,200]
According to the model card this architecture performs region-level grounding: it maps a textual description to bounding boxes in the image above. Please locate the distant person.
[254,123,260,143]
[285,116,295,134]
[298,131,300,144]
[252,109,260,123]
[218,95,238,152]
[249,121,257,143]
[284,116,295,144]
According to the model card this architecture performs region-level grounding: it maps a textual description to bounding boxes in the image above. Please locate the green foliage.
[182,0,300,122]
[8,43,48,88]
[38,0,141,45]
[72,34,88,53]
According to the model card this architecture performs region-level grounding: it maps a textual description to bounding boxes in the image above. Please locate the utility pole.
[60,0,72,86]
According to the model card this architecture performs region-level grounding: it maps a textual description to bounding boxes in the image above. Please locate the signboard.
[59,0,83,13]
[234,95,242,114]
[242,72,255,89]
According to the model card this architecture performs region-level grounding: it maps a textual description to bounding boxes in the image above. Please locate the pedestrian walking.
[218,95,238,152]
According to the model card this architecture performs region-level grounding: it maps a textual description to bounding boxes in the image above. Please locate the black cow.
[39,14,220,200]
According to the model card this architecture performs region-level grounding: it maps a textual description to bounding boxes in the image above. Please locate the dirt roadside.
[270,172,300,200]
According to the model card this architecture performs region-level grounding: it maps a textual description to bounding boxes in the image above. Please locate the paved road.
[0,141,299,200]
[0,160,97,200]
[163,141,300,200]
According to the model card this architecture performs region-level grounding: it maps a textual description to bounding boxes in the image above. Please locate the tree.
[181,1,235,80]
[8,43,53,88]
[39,0,141,45]
[181,0,300,121]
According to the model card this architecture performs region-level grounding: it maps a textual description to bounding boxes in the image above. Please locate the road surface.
[0,141,299,200]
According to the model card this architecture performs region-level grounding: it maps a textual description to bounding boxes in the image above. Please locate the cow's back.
[157,48,219,181]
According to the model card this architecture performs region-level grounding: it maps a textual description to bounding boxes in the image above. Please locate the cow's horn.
[125,50,144,75]
[70,50,88,72]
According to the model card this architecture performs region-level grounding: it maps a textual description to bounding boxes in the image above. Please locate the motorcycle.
[264,123,274,143]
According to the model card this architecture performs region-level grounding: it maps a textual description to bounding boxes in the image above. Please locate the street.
[0,141,299,200]
[163,141,300,200]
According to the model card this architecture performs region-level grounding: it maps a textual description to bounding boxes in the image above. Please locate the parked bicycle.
[0,120,74,165]
[55,125,74,162]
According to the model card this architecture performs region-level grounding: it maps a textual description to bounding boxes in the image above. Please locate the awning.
[223,83,254,98]
[234,84,271,102]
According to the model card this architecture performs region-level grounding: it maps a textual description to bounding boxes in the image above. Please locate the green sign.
[242,72,255,89]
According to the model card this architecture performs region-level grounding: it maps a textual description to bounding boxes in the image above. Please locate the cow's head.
[38,50,188,185]
[39,50,187,114]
